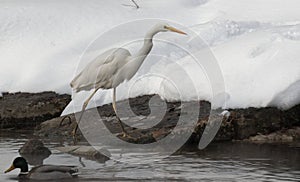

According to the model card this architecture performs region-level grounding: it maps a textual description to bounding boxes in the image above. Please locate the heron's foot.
[117,131,135,140]
[71,124,77,135]
[118,131,129,138]
[117,130,149,142]
[71,129,76,138]
[120,132,127,138]
[71,126,79,144]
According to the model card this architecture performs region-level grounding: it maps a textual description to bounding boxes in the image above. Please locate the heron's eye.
[163,26,167,29]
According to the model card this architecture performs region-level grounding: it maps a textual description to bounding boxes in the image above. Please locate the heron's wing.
[71,48,131,92]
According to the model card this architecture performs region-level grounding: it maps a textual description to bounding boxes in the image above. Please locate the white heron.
[71,23,187,137]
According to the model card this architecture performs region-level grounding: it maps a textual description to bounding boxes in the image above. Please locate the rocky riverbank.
[1,92,299,145]
[0,92,71,129]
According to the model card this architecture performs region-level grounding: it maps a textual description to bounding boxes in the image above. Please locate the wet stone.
[0,92,71,129]
[16,93,299,145]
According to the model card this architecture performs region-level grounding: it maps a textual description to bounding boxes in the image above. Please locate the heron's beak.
[166,26,187,35]
[4,164,15,173]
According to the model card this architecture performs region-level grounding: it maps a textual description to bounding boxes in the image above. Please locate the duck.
[4,157,79,180]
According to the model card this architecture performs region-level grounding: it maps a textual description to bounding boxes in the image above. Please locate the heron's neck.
[119,28,160,83]
[137,31,156,56]
[134,29,159,63]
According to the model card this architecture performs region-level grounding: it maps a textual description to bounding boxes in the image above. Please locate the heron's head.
[154,23,187,35]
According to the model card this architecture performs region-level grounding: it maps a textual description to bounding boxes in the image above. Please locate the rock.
[281,104,300,127]
[247,127,300,143]
[33,94,300,146]
[19,139,51,155]
[35,114,80,140]
[0,92,71,129]
[230,107,282,139]
[0,90,297,150]
[19,139,51,165]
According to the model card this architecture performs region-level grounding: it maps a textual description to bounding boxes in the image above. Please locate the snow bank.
[269,80,300,110]
[0,0,299,113]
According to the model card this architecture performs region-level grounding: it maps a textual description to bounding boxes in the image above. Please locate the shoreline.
[1,92,299,145]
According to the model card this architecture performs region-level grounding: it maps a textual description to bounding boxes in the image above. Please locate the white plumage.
[70,23,187,137]
[71,48,131,91]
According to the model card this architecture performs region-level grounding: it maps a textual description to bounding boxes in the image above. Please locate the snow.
[0,0,299,113]
[269,80,300,110]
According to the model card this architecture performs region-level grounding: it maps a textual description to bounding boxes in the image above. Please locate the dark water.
[0,130,299,182]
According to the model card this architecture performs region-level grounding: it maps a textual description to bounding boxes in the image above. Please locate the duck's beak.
[165,26,187,35]
[4,164,15,173]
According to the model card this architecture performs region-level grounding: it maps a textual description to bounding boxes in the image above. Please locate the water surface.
[0,130,299,181]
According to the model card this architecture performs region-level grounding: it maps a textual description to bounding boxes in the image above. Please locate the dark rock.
[281,104,300,128]
[0,92,71,129]
[19,139,51,165]
[230,107,282,139]
[35,114,82,141]
[19,139,51,155]
[246,127,300,143]
[33,94,300,145]
[2,91,297,148]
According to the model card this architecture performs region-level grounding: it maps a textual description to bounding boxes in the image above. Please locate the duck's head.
[5,157,29,173]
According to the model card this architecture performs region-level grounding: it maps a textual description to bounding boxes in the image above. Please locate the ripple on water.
[0,132,299,181]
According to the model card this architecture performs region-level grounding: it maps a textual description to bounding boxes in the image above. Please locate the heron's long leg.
[112,87,127,136]
[72,88,99,137]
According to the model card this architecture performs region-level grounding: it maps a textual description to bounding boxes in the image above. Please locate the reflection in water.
[0,131,299,181]
[20,153,50,166]
[189,142,300,170]
[79,157,86,167]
